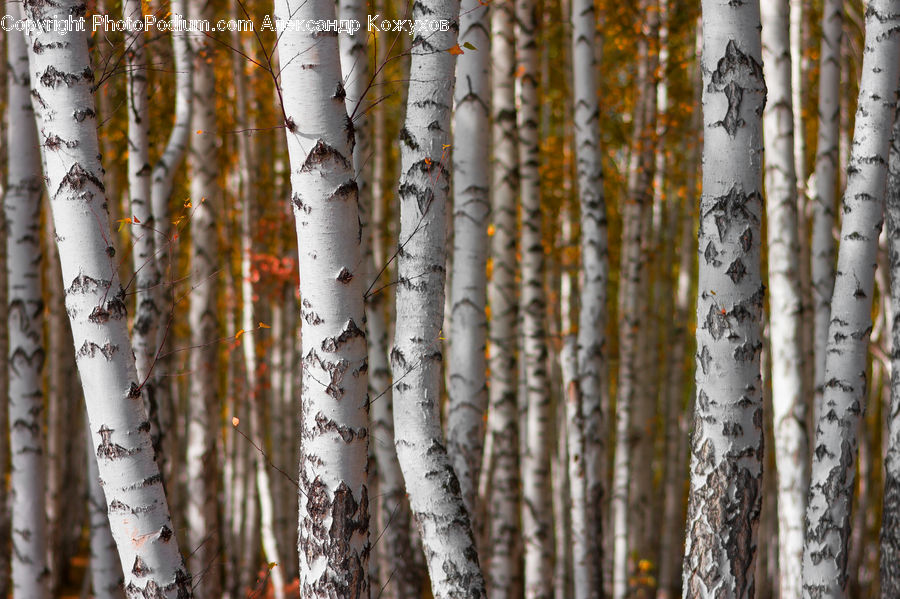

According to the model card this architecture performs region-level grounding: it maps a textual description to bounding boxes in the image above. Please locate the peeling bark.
[276,0,371,596]
[681,2,767,597]
[803,2,900,596]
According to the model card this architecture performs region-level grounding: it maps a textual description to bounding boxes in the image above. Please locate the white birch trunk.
[516,1,553,597]
[811,0,842,424]
[275,0,371,595]
[681,1,767,597]
[185,0,222,591]
[882,89,900,599]
[571,0,607,594]
[802,2,900,595]
[486,1,521,595]
[389,1,487,596]
[23,0,192,593]
[448,0,491,523]
[5,8,49,594]
[87,427,124,599]
[760,3,809,597]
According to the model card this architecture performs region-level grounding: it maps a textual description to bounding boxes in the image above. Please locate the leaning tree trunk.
[882,92,900,599]
[389,1,487,597]
[760,3,809,598]
[186,0,223,592]
[571,0,607,595]
[486,1,522,596]
[811,0,842,424]
[448,0,492,523]
[516,1,554,597]
[5,7,50,596]
[276,0,371,596]
[86,428,124,599]
[681,1,767,597]
[802,2,900,596]
[22,0,192,594]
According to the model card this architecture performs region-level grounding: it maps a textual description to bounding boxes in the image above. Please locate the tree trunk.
[681,1,767,597]
[276,0,371,595]
[186,0,222,592]
[23,0,192,593]
[5,8,50,594]
[389,1,487,596]
[571,0,607,594]
[882,89,900,599]
[486,1,522,596]
[448,0,491,524]
[760,3,809,598]
[811,0,842,424]
[516,1,554,597]
[86,427,124,599]
[802,2,900,596]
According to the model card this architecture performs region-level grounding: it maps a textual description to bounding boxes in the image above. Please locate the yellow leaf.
[231,416,240,427]
[235,329,245,339]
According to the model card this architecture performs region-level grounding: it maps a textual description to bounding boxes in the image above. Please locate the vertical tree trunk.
[811,0,842,423]
[5,8,50,595]
[23,0,192,593]
[760,3,809,598]
[186,0,222,592]
[487,1,521,595]
[276,0,371,595]
[0,36,8,599]
[802,2,900,596]
[448,0,491,523]
[571,0,607,594]
[681,1,767,597]
[86,428,124,599]
[516,1,553,597]
[882,90,900,599]
[389,1,487,596]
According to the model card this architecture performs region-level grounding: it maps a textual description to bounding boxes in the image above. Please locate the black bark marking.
[330,180,358,202]
[97,425,133,460]
[336,267,354,284]
[708,40,766,137]
[321,319,365,352]
[704,241,721,266]
[314,412,366,442]
[726,259,748,284]
[77,340,118,360]
[67,273,110,295]
[301,139,351,173]
[55,162,105,198]
[132,556,150,578]
[706,304,729,340]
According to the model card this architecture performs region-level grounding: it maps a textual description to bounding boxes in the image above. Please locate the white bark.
[87,428,124,599]
[811,0,842,422]
[571,0,607,594]
[882,92,900,599]
[23,0,192,593]
[448,0,491,523]
[276,0,371,595]
[760,3,809,597]
[185,0,222,591]
[389,0,487,596]
[516,2,553,597]
[486,1,521,595]
[5,8,49,594]
[681,1,766,597]
[802,2,900,595]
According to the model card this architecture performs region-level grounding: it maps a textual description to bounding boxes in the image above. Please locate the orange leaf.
[132,215,141,224]
[448,44,464,55]
[515,65,526,78]
[231,416,240,427]
[258,322,271,329]
[235,329,244,339]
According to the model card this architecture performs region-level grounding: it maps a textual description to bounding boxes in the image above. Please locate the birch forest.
[3,0,900,597]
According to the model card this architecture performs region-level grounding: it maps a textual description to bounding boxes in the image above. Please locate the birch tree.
[86,430,124,599]
[276,0,370,595]
[516,1,554,597]
[389,0,487,596]
[760,2,809,597]
[186,0,223,591]
[571,0,607,594]
[882,92,900,599]
[448,0,492,521]
[811,0,842,421]
[23,0,192,593]
[5,8,49,595]
[486,1,521,595]
[803,2,900,595]
[681,1,766,597]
